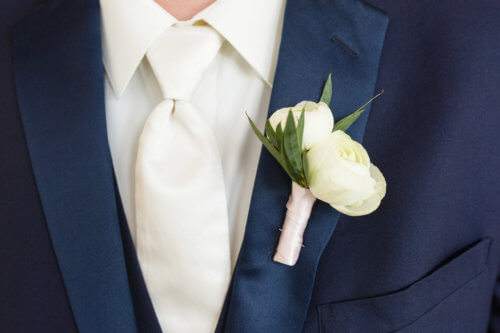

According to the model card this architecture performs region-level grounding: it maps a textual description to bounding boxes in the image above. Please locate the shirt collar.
[101,0,285,96]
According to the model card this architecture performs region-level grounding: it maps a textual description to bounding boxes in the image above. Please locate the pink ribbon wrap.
[273,182,317,266]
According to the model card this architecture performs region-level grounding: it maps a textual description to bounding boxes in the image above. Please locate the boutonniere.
[247,74,386,266]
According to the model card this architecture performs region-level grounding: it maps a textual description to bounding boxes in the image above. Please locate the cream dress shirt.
[101,0,285,268]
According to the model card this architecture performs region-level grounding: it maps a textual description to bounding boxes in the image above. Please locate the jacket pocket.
[317,238,492,333]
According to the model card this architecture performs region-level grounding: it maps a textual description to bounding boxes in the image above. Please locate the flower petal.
[331,163,386,216]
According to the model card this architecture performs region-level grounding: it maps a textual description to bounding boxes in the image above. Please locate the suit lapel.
[12,0,137,331]
[218,0,388,331]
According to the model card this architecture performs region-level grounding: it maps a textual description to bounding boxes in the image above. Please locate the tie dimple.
[146,24,224,101]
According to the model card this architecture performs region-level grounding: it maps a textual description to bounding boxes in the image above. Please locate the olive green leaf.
[332,108,366,132]
[280,132,301,183]
[296,109,305,150]
[319,73,333,106]
[284,110,303,173]
[276,123,284,150]
[246,114,288,173]
[265,120,277,148]
[333,90,384,132]
[302,152,310,186]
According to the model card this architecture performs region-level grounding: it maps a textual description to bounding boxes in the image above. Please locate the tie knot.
[146,24,224,101]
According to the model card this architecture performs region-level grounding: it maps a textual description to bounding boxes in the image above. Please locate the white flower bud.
[305,131,386,216]
[268,101,334,150]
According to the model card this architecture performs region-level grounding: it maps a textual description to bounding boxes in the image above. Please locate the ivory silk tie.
[135,24,230,332]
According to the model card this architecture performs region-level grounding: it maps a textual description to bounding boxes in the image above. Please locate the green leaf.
[302,152,310,187]
[246,114,287,172]
[276,123,284,150]
[333,90,384,132]
[319,73,333,106]
[333,108,366,132]
[265,120,277,148]
[280,132,301,183]
[296,109,305,150]
[283,110,303,173]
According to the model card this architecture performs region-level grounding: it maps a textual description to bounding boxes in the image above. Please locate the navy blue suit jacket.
[1,0,499,332]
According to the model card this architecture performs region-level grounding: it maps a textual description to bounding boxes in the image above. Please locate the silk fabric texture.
[135,25,229,332]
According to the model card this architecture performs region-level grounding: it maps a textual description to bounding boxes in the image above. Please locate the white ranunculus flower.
[305,131,386,216]
[268,101,334,150]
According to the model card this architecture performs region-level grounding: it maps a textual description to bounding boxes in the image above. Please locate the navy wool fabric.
[0,0,499,332]
[11,0,137,331]
[303,0,500,332]
[218,0,388,332]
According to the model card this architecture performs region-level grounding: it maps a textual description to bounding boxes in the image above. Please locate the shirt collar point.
[104,62,133,98]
